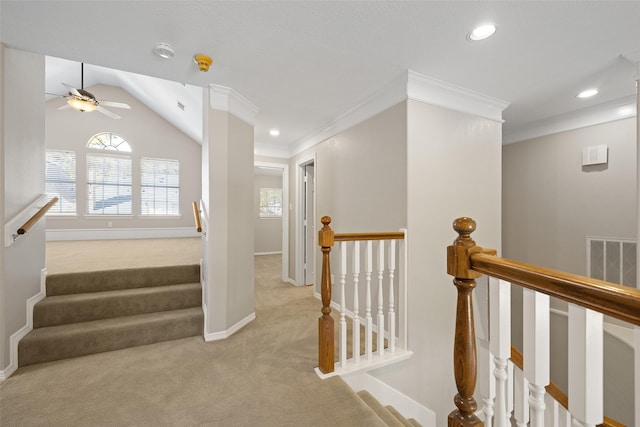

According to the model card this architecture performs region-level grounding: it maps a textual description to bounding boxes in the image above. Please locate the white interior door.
[303,164,315,285]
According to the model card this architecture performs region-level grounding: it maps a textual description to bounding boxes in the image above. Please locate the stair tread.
[385,405,415,427]
[19,307,203,366]
[357,390,405,427]
[46,264,200,295]
[34,282,202,327]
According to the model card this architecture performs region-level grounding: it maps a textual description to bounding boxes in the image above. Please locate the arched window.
[87,132,132,152]
[86,133,132,215]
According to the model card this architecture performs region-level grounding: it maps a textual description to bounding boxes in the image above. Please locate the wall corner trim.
[0,268,47,381]
[407,70,510,122]
[209,84,259,126]
[203,312,256,342]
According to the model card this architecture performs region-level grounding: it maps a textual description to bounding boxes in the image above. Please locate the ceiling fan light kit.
[193,54,213,72]
[67,97,97,112]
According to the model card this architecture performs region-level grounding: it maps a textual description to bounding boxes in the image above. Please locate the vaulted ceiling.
[2,1,639,157]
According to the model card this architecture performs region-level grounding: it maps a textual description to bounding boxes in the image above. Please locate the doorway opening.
[296,156,316,286]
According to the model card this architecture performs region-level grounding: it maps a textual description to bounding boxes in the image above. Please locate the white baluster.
[478,341,495,427]
[352,241,360,365]
[568,304,603,427]
[365,240,373,361]
[523,289,550,427]
[558,405,572,427]
[339,241,347,368]
[544,393,559,427]
[377,240,385,358]
[388,239,396,353]
[513,365,530,427]
[489,278,511,427]
[507,361,514,422]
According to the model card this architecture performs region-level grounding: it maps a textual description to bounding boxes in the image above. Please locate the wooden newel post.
[447,217,484,427]
[318,216,335,374]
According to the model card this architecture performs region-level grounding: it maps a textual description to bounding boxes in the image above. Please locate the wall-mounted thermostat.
[582,144,608,166]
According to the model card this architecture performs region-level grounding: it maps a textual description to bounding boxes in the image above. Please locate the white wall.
[254,173,282,254]
[1,47,46,369]
[372,99,502,426]
[45,84,201,232]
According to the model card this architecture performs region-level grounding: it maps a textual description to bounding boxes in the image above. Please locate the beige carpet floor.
[0,241,385,426]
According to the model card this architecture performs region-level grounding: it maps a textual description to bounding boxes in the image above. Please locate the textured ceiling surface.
[1,1,639,156]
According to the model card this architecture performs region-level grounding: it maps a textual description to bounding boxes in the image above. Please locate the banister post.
[318,216,335,374]
[447,217,484,427]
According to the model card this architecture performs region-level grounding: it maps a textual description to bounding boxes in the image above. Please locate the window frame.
[86,152,133,216]
[45,149,77,216]
[259,187,283,219]
[140,157,181,217]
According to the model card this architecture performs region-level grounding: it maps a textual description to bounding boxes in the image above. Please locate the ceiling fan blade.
[96,105,121,119]
[61,83,82,97]
[57,104,72,111]
[99,101,131,109]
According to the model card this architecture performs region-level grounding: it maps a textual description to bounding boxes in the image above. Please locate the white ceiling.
[2,1,639,157]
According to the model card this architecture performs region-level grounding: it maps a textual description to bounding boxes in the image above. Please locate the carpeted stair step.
[33,283,202,328]
[46,264,200,296]
[19,307,203,366]
[385,405,418,427]
[357,390,406,427]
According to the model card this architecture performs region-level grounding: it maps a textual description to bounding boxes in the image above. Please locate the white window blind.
[45,150,76,215]
[141,157,180,215]
[87,154,132,215]
[259,188,282,218]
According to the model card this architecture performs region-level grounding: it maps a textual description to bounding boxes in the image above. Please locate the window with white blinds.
[140,157,180,215]
[86,154,132,215]
[45,150,76,215]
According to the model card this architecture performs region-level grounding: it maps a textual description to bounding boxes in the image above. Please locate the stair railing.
[317,216,409,376]
[4,195,58,246]
[447,217,639,427]
[192,201,203,233]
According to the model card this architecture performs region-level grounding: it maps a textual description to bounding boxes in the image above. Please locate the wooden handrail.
[510,346,624,427]
[16,197,58,235]
[470,253,640,326]
[192,201,202,233]
[447,217,634,426]
[335,231,405,241]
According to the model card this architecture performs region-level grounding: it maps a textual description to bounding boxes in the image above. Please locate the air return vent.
[177,101,185,111]
[587,237,636,286]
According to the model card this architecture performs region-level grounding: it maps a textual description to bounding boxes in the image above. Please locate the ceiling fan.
[53,63,131,119]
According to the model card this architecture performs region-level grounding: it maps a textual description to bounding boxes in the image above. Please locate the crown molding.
[254,142,291,159]
[407,70,510,123]
[209,84,259,126]
[289,72,408,157]
[288,70,510,158]
[503,95,637,145]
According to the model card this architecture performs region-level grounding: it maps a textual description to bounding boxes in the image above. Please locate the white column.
[568,304,603,427]
[523,288,550,427]
[352,241,361,365]
[489,278,511,427]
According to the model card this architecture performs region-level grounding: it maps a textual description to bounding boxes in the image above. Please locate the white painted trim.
[209,84,259,126]
[4,194,48,247]
[46,227,200,241]
[503,95,637,145]
[0,268,47,381]
[290,73,408,157]
[550,307,635,349]
[295,155,317,287]
[407,70,509,123]
[341,371,436,426]
[254,160,289,283]
[285,278,298,286]
[203,312,256,342]
[254,251,282,256]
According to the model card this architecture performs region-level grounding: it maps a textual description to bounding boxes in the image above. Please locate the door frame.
[295,154,316,286]
[254,160,289,283]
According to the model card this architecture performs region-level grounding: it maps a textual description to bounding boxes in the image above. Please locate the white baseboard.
[254,251,282,256]
[343,371,436,427]
[286,278,298,286]
[204,312,256,342]
[46,227,201,241]
[0,268,47,381]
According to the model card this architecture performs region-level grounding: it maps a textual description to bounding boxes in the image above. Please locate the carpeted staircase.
[357,390,422,426]
[19,264,203,366]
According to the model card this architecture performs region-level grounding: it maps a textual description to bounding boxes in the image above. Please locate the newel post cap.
[318,216,334,248]
[447,217,482,279]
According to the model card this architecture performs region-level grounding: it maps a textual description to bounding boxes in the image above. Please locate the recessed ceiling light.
[577,88,598,98]
[269,129,280,136]
[468,24,496,41]
[153,42,175,59]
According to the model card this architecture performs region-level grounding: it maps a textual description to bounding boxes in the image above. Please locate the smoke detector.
[193,54,213,72]
[153,43,175,59]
